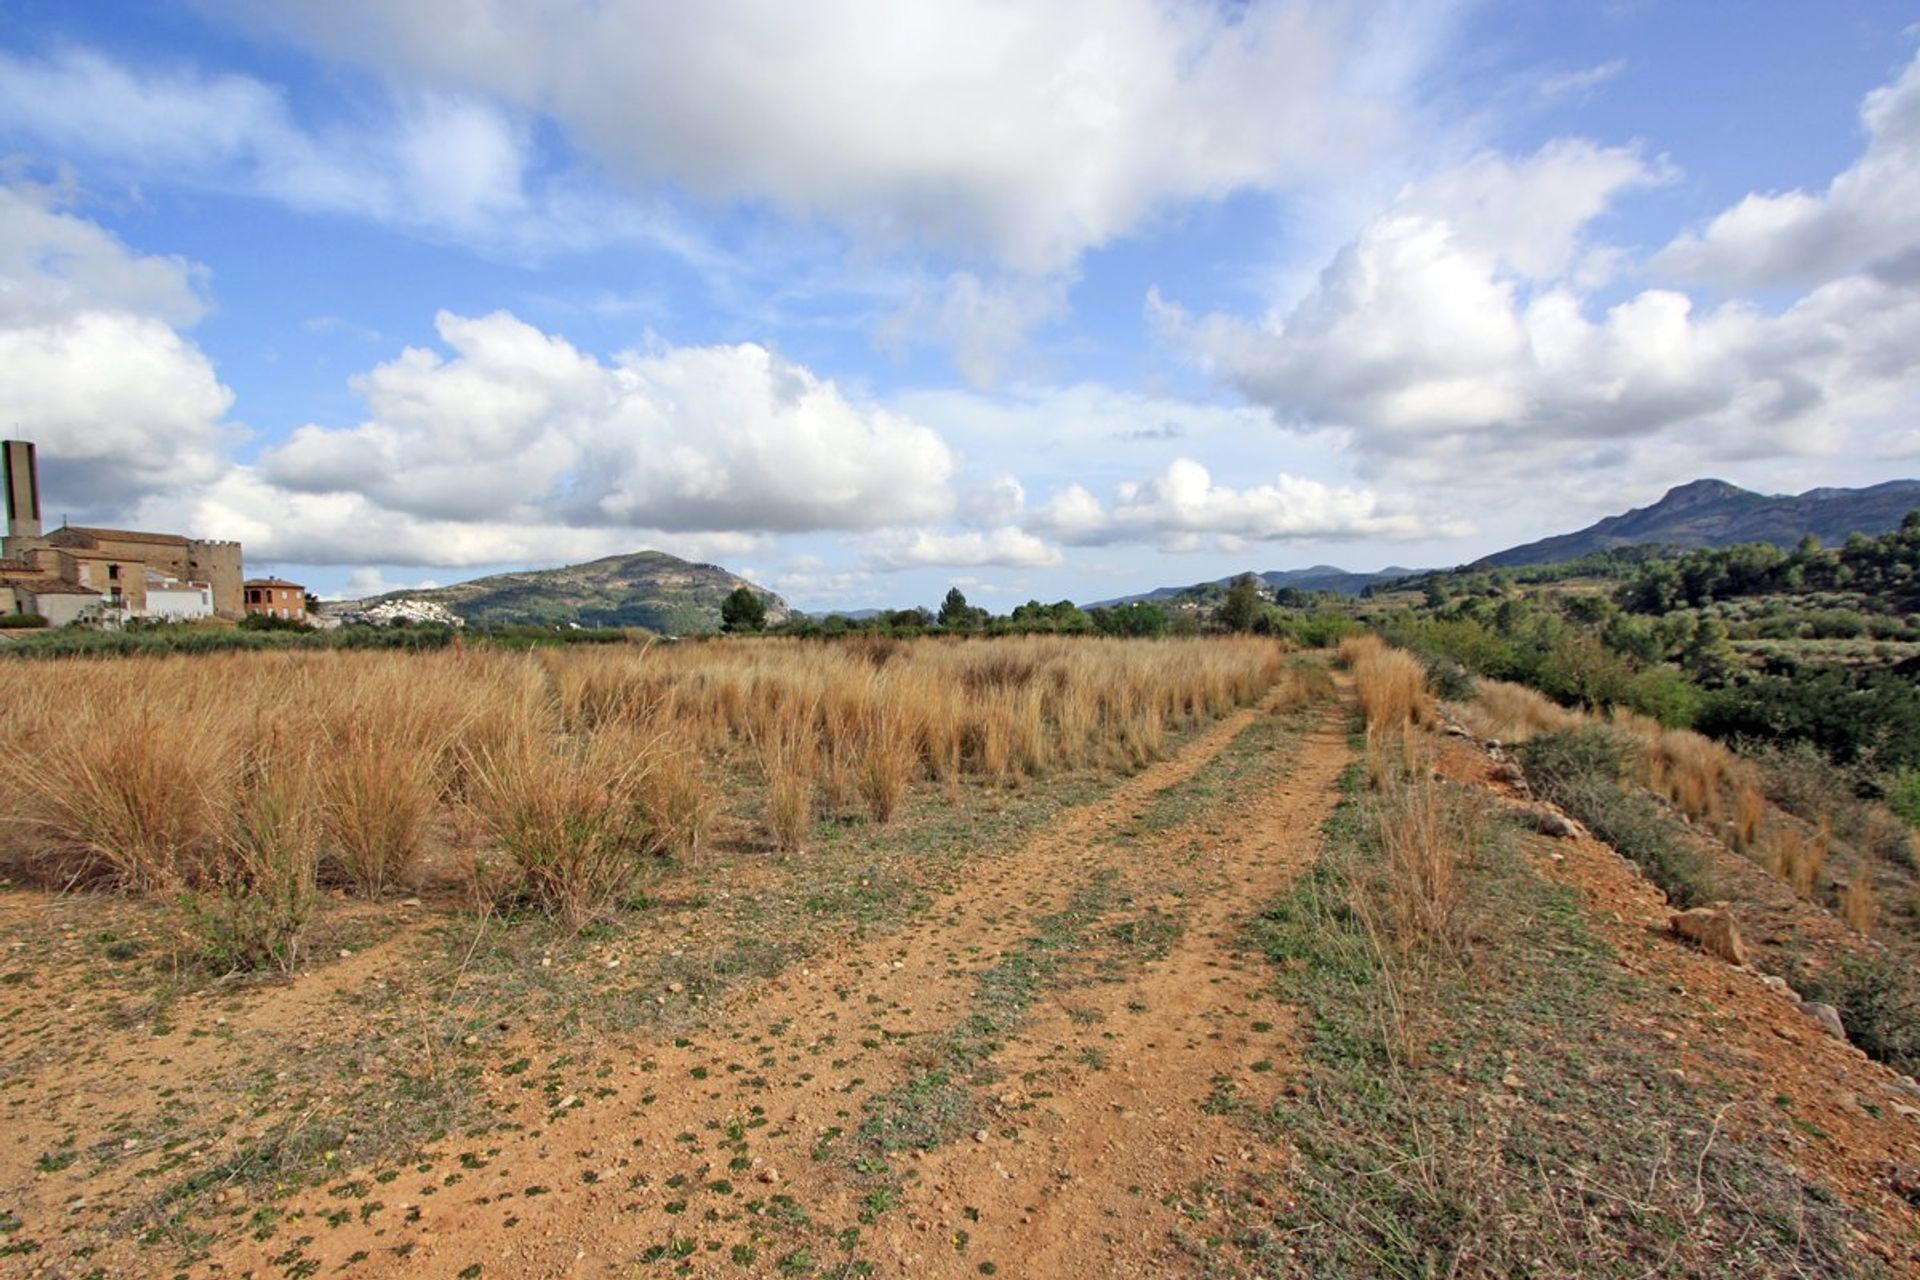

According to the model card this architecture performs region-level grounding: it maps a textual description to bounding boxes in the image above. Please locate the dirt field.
[5,664,1919,1278]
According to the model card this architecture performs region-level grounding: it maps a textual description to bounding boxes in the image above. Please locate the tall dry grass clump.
[854,692,920,824]
[1336,632,1386,670]
[317,727,442,896]
[1351,643,1432,734]
[1766,822,1830,900]
[1841,874,1880,933]
[754,696,820,852]
[1372,769,1478,954]
[1452,679,1581,743]
[466,724,667,924]
[1,704,236,891]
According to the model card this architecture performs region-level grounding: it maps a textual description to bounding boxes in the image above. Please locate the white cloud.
[1536,58,1627,103]
[0,182,234,509]
[961,474,1029,525]
[0,48,665,256]
[1031,459,1453,547]
[252,309,957,555]
[1396,139,1664,281]
[1657,51,1920,288]
[136,467,772,569]
[224,0,1459,272]
[1160,103,1920,498]
[862,526,1062,570]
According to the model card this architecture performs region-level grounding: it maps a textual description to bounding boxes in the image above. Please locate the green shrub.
[1514,726,1633,789]
[1887,769,1920,830]
[1422,656,1476,701]
[179,755,321,974]
[1621,666,1701,728]
[1518,729,1713,908]
[1797,955,1920,1079]
[0,611,47,629]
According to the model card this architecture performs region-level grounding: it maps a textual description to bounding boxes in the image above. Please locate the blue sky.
[2,1,1918,610]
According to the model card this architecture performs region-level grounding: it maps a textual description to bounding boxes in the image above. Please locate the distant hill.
[1092,564,1416,609]
[331,550,790,634]
[1474,478,1920,569]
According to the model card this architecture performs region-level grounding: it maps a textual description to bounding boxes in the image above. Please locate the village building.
[244,577,309,623]
[2,439,245,623]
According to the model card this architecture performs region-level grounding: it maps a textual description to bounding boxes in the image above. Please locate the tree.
[1217,573,1263,633]
[938,586,979,631]
[720,586,767,633]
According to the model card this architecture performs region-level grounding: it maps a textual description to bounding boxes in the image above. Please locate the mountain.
[1473,478,1920,569]
[1092,564,1417,609]
[329,550,790,634]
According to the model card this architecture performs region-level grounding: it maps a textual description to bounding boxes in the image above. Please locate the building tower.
[3,440,42,549]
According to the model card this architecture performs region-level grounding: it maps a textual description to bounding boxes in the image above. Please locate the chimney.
[3,440,42,544]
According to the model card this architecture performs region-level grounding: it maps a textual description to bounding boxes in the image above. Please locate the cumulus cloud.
[0,183,234,509]
[1656,51,1920,288]
[1161,97,1920,495]
[862,526,1062,571]
[251,310,957,556]
[223,0,1455,273]
[1396,139,1665,281]
[1031,459,1451,548]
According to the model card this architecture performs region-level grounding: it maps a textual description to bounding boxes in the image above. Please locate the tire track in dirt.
[863,692,1354,1278]
[202,682,1339,1280]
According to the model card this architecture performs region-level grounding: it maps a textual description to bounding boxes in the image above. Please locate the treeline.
[763,579,1365,647]
[1618,512,1920,614]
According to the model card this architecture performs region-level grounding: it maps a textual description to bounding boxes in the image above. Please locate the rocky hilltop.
[327,550,789,635]
[1474,477,1920,568]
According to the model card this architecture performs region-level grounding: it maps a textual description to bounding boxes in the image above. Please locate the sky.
[2,1,1918,611]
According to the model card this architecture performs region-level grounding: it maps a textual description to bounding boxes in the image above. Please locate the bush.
[1514,726,1633,789]
[1887,768,1920,830]
[0,611,47,629]
[1797,954,1920,1079]
[1518,728,1712,907]
[1423,656,1476,702]
[239,612,309,632]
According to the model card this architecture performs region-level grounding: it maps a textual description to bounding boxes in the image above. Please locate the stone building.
[1,439,245,621]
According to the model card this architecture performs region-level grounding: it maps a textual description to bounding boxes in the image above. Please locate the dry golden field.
[0,636,1288,964]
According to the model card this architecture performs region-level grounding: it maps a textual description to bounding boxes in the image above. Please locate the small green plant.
[178,746,321,974]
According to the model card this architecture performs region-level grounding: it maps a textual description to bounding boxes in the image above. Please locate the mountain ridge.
[1473,477,1920,568]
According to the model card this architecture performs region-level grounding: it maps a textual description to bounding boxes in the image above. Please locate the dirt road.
[204,684,1354,1279]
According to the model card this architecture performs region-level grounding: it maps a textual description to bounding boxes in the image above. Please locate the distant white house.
[144,572,215,621]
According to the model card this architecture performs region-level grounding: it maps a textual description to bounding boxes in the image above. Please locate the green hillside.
[355,550,789,634]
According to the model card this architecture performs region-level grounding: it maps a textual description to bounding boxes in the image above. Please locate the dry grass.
[1349,640,1432,735]
[1451,679,1582,743]
[316,728,441,896]
[1733,782,1768,853]
[1841,874,1880,933]
[0,637,1287,950]
[467,723,673,925]
[1372,767,1478,955]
